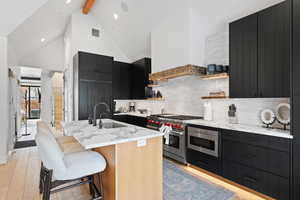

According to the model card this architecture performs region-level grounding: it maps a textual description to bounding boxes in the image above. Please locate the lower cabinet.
[113,115,147,128]
[223,161,290,200]
[221,130,291,200]
[187,148,222,175]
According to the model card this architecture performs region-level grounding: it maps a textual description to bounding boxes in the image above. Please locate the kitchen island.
[64,119,164,200]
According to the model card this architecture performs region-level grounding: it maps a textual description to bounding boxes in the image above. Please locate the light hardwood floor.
[0,147,273,200]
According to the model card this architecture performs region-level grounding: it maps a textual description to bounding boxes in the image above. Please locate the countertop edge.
[85,133,164,149]
[185,120,293,139]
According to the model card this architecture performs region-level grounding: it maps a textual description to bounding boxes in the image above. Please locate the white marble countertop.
[185,119,293,139]
[63,119,163,149]
[113,112,150,118]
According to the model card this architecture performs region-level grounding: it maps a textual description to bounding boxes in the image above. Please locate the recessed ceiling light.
[113,13,119,20]
[66,0,72,4]
[41,38,45,42]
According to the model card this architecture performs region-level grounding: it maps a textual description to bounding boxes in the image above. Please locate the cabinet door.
[258,1,290,97]
[229,14,258,98]
[79,80,112,120]
[113,61,132,100]
[79,52,113,82]
[131,58,151,99]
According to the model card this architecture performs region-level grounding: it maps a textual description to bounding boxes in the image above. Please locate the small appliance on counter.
[129,102,136,112]
[228,104,238,124]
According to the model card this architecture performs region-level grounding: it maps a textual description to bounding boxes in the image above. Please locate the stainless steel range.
[146,114,203,164]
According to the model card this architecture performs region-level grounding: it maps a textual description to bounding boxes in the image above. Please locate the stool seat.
[55,151,106,181]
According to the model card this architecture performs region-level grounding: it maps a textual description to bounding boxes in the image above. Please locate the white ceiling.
[0,0,48,36]
[7,0,285,64]
[8,0,85,62]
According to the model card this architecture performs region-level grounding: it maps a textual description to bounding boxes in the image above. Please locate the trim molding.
[0,155,7,165]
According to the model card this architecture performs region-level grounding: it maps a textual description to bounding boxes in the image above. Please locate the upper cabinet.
[258,2,290,98]
[131,58,152,99]
[229,1,290,98]
[112,58,152,100]
[113,61,132,100]
[229,14,258,98]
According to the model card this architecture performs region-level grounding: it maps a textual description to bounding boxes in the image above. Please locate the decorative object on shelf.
[149,65,206,81]
[276,103,290,130]
[200,73,229,80]
[201,91,228,99]
[228,104,238,124]
[207,64,217,74]
[204,102,213,121]
[260,109,276,128]
[215,65,224,73]
[222,65,229,73]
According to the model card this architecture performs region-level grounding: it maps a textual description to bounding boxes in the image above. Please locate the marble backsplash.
[115,75,289,127]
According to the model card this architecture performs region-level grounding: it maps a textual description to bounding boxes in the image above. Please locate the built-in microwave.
[187,126,219,157]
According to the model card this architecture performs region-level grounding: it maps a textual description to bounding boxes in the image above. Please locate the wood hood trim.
[149,64,206,81]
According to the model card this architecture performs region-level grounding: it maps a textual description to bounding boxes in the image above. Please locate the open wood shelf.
[201,96,229,99]
[149,65,206,82]
[200,73,229,80]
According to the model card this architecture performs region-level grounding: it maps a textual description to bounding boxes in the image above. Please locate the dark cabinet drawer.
[223,139,290,177]
[222,129,291,152]
[187,149,221,175]
[223,161,289,200]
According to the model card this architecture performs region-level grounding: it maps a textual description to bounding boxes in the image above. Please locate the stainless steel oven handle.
[170,130,184,135]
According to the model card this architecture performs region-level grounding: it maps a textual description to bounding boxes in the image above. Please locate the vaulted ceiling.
[0,0,48,36]
[8,0,85,62]
[8,0,285,66]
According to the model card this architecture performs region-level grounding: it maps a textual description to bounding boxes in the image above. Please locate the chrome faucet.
[93,102,111,128]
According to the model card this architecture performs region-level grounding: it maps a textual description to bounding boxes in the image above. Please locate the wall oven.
[187,126,219,157]
[186,125,221,174]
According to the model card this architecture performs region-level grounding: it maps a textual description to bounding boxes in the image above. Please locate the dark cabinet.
[222,130,291,200]
[223,161,290,200]
[292,0,300,199]
[229,14,258,98]
[258,1,290,98]
[113,115,147,128]
[74,52,113,120]
[229,1,290,98]
[186,148,222,175]
[113,61,132,100]
[131,58,151,99]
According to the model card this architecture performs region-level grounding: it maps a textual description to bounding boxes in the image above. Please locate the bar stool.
[35,121,106,200]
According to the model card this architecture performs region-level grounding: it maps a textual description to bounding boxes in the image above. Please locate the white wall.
[40,70,54,125]
[63,21,73,122]
[151,6,191,73]
[72,11,131,63]
[0,37,9,164]
[19,36,64,71]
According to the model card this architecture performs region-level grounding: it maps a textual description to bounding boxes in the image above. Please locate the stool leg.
[39,163,44,194]
[98,173,104,200]
[43,168,53,200]
[89,176,96,198]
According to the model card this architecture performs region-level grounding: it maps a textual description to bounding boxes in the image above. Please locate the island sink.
[101,122,127,129]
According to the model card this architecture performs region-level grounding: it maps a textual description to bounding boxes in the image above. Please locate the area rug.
[164,159,235,200]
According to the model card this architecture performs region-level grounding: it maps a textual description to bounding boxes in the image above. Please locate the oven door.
[163,131,185,156]
[187,127,219,157]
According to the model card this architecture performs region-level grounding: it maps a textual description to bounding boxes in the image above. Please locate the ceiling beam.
[83,0,96,15]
